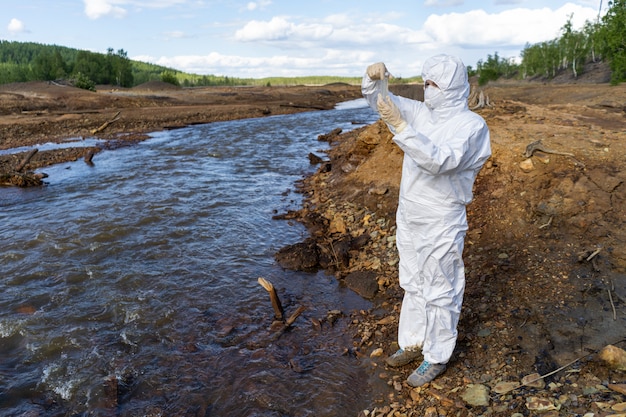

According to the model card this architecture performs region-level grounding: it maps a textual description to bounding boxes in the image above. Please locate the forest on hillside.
[0,43,244,89]
[474,0,625,85]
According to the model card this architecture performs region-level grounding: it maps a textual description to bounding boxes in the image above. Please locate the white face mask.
[424,86,445,110]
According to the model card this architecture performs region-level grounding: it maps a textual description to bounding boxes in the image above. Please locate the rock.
[522,373,545,389]
[599,345,626,371]
[424,406,438,417]
[308,152,324,164]
[370,347,384,358]
[609,384,626,396]
[477,328,491,337]
[461,384,490,407]
[493,381,520,394]
[526,396,561,412]
[376,315,395,326]
[344,271,379,299]
[613,402,626,412]
[368,186,388,195]
[329,212,347,234]
[519,158,534,172]
[317,127,342,142]
[274,238,319,271]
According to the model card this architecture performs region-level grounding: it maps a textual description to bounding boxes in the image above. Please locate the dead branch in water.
[270,306,306,342]
[258,277,284,320]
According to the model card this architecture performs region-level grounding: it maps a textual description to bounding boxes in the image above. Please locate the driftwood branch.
[16,149,38,172]
[91,111,121,134]
[270,306,306,342]
[258,277,284,320]
[523,140,575,158]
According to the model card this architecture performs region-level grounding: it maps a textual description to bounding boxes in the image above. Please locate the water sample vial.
[380,71,390,99]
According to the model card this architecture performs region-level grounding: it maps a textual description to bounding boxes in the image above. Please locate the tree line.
[0,41,241,89]
[474,0,625,85]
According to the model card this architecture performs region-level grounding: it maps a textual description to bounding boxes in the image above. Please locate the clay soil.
[1,76,626,415]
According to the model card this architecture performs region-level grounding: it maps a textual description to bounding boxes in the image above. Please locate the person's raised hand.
[367,62,388,81]
[377,94,407,133]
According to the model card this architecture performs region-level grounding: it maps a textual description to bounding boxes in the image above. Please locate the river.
[0,100,383,416]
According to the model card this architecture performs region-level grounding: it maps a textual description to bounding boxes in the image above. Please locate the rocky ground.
[278,79,626,416]
[1,75,626,416]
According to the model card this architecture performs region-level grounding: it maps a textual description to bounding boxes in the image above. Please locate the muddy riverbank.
[2,78,626,415]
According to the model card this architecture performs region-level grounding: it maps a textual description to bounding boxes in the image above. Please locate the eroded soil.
[1,78,626,415]
[288,81,626,415]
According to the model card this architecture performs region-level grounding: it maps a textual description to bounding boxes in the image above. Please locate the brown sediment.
[277,79,626,415]
[3,76,626,415]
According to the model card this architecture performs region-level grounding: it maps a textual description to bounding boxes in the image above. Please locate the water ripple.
[0,103,378,416]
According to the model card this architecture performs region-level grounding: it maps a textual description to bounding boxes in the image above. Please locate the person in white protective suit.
[361,54,491,387]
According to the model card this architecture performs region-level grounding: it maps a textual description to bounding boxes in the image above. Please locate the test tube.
[380,71,390,99]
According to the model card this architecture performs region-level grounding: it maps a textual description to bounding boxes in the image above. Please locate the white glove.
[366,62,388,81]
[377,94,407,133]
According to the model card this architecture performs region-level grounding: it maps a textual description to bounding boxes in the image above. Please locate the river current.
[0,100,381,416]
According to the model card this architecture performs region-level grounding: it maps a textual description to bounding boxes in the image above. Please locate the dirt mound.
[284,81,626,416]
[132,80,181,91]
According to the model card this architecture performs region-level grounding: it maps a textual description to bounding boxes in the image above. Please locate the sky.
[2,0,607,79]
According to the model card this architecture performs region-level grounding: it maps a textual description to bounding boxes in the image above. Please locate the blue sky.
[2,0,606,78]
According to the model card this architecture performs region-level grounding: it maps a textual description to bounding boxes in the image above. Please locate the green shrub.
[161,72,180,86]
[72,72,96,91]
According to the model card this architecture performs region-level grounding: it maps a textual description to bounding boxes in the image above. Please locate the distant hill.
[0,40,246,88]
[0,40,370,88]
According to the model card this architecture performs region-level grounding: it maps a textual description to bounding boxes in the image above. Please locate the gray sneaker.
[384,348,421,368]
[406,360,446,387]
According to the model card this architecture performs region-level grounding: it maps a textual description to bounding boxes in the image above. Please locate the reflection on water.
[0,101,380,416]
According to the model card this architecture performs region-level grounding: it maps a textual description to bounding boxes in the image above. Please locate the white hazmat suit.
[362,54,491,367]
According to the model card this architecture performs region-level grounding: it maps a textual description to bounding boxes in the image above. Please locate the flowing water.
[0,100,380,416]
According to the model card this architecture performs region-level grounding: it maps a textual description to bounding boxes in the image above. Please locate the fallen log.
[91,111,121,135]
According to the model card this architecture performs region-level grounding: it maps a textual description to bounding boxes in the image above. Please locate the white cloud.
[423,3,598,47]
[83,0,187,19]
[245,1,272,12]
[235,16,295,41]
[83,0,127,19]
[234,16,341,45]
[7,18,26,34]
[424,0,463,7]
[233,15,425,50]
[134,49,378,78]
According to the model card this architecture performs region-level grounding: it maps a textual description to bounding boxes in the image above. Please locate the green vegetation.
[476,0,625,85]
[0,41,367,89]
[597,0,626,84]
